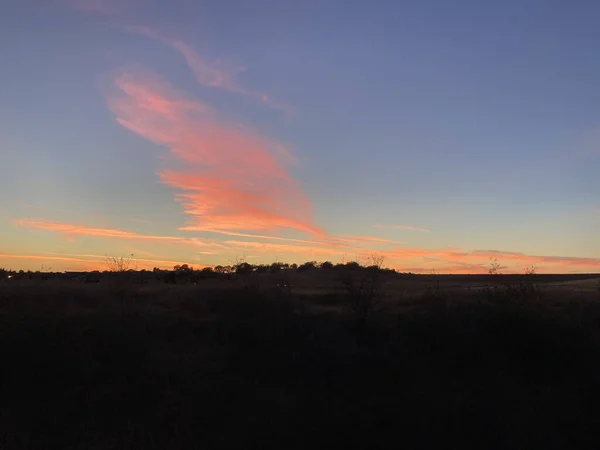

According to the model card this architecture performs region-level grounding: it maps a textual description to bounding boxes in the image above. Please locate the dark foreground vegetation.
[1,267,600,449]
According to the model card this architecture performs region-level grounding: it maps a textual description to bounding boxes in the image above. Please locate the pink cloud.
[386,247,600,274]
[125,26,293,115]
[108,69,320,236]
[373,224,430,233]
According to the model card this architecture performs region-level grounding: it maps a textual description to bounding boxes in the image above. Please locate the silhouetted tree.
[270,262,283,274]
[488,257,501,276]
[256,264,269,274]
[298,261,317,272]
[174,264,193,274]
[235,262,254,276]
[344,261,361,270]
[106,254,134,272]
[321,261,334,270]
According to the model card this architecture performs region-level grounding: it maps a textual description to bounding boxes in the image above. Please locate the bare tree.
[106,254,136,314]
[488,257,501,276]
[106,254,134,272]
[365,253,385,270]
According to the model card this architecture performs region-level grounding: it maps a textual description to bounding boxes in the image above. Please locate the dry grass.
[1,276,600,449]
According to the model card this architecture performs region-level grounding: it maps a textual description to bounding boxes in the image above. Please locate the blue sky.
[1,0,599,273]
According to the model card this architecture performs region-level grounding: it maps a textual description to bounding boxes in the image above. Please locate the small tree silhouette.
[106,254,134,272]
[340,253,386,341]
[106,254,136,314]
[488,257,501,276]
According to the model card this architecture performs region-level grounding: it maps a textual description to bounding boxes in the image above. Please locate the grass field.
[1,271,600,449]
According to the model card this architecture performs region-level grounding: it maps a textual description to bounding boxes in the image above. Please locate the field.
[1,269,600,449]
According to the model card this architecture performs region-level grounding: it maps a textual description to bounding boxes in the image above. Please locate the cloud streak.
[387,247,600,273]
[125,26,293,115]
[178,227,378,250]
[374,224,430,233]
[14,219,224,249]
[0,252,197,271]
[338,235,406,245]
[108,69,320,236]
[9,217,600,273]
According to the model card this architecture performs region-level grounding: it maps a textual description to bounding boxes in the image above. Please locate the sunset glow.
[1,0,598,274]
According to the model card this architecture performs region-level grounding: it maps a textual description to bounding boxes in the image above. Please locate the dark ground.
[1,273,600,449]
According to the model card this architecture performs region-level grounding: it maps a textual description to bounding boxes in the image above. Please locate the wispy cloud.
[8,216,600,273]
[373,224,430,233]
[108,69,320,236]
[179,228,368,250]
[387,247,600,273]
[124,26,293,116]
[337,234,406,245]
[0,252,197,271]
[14,219,225,249]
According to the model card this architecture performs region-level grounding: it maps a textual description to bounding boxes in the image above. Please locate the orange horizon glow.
[7,218,600,274]
[0,253,200,272]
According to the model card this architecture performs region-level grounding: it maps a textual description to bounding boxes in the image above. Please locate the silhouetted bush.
[297,261,317,272]
[235,262,254,276]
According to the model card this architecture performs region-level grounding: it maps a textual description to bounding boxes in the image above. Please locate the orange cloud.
[373,224,430,233]
[108,69,320,236]
[0,253,197,271]
[386,247,600,274]
[469,250,600,269]
[54,252,199,268]
[124,26,293,115]
[14,219,224,249]
[6,217,600,274]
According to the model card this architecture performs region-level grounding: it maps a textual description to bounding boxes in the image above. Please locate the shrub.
[339,256,386,339]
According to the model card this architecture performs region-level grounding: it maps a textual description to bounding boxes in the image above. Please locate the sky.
[1,0,599,273]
